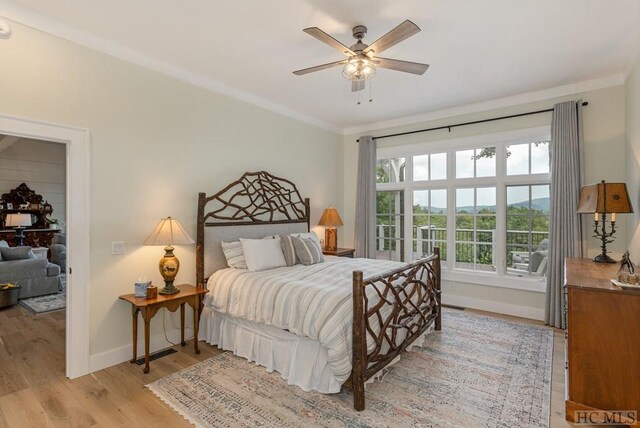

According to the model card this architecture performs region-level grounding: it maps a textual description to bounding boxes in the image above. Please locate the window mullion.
[495,143,507,276]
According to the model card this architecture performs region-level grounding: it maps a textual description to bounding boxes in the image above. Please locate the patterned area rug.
[19,275,66,314]
[148,309,553,427]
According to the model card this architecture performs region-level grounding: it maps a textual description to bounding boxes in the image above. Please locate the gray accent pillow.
[0,246,35,261]
[280,234,298,266]
[291,236,324,266]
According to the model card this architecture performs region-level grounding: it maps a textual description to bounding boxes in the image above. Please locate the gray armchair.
[50,233,66,273]
[0,241,61,298]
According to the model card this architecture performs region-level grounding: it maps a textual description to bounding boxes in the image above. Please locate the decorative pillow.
[240,236,287,272]
[291,232,322,247]
[291,236,324,266]
[0,246,35,261]
[221,241,247,269]
[280,234,298,266]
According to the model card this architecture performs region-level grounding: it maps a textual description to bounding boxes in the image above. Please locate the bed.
[196,171,441,410]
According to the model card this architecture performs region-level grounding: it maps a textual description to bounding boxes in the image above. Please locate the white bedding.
[201,256,406,384]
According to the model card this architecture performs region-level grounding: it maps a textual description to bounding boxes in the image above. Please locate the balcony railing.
[376,224,549,272]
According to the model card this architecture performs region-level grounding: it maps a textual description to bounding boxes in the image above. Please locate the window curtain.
[354,136,376,258]
[545,100,585,329]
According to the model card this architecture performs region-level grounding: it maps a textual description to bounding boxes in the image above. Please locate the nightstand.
[119,284,208,373]
[322,247,355,258]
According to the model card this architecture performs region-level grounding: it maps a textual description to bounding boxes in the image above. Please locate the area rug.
[147,309,553,427]
[19,275,66,314]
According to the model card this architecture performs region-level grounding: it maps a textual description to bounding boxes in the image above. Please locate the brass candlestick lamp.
[144,217,194,295]
[577,180,633,263]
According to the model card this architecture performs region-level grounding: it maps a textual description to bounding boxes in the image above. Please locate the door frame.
[0,114,90,378]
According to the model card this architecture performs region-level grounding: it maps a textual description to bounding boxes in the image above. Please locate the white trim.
[0,113,90,379]
[0,3,340,134]
[344,74,625,135]
[442,293,545,321]
[89,326,191,373]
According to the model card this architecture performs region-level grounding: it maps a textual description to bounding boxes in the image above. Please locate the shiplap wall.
[0,137,66,229]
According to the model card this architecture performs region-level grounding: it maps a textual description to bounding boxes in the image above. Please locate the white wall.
[344,85,627,320]
[626,58,640,260]
[0,137,66,228]
[0,19,343,368]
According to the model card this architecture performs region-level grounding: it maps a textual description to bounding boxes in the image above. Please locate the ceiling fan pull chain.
[369,80,374,103]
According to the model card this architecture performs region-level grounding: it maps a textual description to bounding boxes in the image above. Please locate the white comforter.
[203,256,406,383]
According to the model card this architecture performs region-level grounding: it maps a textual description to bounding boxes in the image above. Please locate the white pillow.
[240,236,287,272]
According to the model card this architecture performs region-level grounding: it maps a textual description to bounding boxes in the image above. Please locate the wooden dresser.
[564,258,640,423]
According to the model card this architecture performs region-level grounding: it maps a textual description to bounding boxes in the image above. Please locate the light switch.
[112,241,126,255]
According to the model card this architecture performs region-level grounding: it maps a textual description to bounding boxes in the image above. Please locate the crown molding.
[342,73,626,136]
[0,1,341,134]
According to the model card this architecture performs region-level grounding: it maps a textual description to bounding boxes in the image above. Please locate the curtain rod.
[356,101,588,142]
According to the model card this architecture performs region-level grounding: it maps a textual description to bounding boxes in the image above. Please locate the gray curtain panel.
[545,100,585,329]
[354,136,377,258]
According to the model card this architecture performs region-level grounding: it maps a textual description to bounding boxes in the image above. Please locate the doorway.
[0,115,89,378]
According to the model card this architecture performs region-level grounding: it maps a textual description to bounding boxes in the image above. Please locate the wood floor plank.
[0,302,586,427]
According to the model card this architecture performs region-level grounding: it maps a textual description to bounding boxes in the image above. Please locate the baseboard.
[442,294,545,321]
[89,326,194,373]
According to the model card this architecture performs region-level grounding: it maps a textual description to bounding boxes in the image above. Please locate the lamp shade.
[577,181,633,214]
[144,217,195,246]
[5,213,32,227]
[318,207,344,227]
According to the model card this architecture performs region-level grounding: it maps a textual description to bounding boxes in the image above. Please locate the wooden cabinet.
[564,258,640,423]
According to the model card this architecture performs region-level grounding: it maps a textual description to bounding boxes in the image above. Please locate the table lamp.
[318,207,343,251]
[577,180,633,263]
[6,213,32,246]
[144,217,194,295]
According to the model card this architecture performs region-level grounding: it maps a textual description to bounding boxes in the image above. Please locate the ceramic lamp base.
[158,245,181,295]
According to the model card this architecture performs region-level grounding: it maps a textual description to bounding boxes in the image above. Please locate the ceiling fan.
[293,20,429,92]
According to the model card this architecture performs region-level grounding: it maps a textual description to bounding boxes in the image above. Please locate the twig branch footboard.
[349,247,441,411]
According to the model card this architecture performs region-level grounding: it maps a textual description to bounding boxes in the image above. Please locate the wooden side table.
[322,247,355,258]
[119,284,209,373]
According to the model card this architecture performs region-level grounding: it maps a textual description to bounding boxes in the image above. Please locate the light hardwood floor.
[0,305,580,427]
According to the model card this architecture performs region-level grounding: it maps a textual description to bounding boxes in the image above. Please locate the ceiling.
[2,0,640,132]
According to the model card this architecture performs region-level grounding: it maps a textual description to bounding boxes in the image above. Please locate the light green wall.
[626,58,640,260]
[343,85,626,319]
[0,20,343,359]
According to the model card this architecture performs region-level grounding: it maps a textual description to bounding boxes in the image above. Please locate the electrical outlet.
[112,241,126,255]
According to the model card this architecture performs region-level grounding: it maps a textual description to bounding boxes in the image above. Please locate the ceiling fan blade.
[363,20,420,55]
[303,27,356,56]
[352,80,365,92]
[293,60,347,76]
[376,57,429,75]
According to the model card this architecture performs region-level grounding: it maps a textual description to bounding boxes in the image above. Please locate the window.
[375,127,551,290]
[506,185,550,276]
[455,187,496,272]
[376,190,404,261]
[413,189,447,261]
[376,157,405,183]
[413,152,447,181]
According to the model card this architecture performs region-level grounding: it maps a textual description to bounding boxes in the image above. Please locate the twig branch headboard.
[196,171,310,288]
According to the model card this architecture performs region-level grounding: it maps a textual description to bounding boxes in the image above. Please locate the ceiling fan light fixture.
[342,58,376,81]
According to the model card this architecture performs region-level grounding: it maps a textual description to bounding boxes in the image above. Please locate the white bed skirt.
[199,307,343,393]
